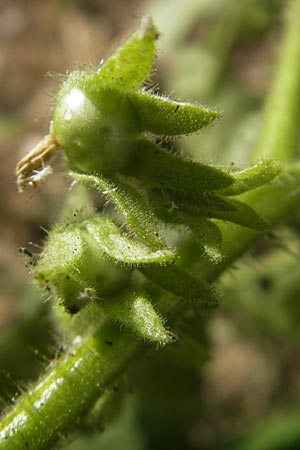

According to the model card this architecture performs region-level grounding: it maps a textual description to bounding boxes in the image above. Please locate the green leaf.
[220,160,281,196]
[100,290,175,346]
[128,91,221,135]
[86,216,175,266]
[125,139,234,194]
[141,264,219,305]
[71,172,166,250]
[84,17,158,91]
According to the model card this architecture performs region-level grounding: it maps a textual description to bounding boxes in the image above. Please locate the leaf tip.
[139,16,160,41]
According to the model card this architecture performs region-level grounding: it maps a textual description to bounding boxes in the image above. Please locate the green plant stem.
[0,325,139,450]
[253,0,300,161]
[207,0,246,91]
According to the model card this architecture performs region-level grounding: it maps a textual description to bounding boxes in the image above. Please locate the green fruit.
[53,73,141,175]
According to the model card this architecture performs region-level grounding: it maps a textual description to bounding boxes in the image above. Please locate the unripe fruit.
[53,73,142,175]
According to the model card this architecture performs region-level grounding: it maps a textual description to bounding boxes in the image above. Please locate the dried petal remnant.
[16,123,59,192]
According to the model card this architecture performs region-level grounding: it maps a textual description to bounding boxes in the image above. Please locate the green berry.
[53,76,141,175]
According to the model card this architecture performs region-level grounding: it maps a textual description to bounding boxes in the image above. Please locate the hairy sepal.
[84,17,158,92]
[128,91,221,135]
[125,139,234,194]
[70,172,166,250]
[166,191,269,231]
[85,216,175,266]
[100,290,175,346]
[141,264,219,306]
[184,217,223,263]
[221,160,282,196]
[149,188,268,233]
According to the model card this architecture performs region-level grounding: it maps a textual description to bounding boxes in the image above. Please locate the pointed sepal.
[141,264,220,305]
[71,172,166,250]
[201,196,269,231]
[171,192,269,231]
[186,217,223,263]
[125,139,234,194]
[100,290,175,346]
[129,91,221,135]
[86,216,175,266]
[85,17,158,92]
[221,160,281,196]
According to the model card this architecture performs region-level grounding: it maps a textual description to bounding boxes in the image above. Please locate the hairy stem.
[0,325,139,450]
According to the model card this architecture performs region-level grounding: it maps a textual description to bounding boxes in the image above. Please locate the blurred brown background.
[0,0,145,334]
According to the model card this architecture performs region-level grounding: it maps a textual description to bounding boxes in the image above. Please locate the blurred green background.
[1,1,300,449]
